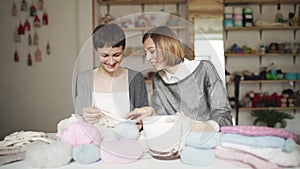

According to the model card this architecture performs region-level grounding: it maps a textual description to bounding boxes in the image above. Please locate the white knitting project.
[142,112,193,159]
[0,131,54,149]
[56,114,82,137]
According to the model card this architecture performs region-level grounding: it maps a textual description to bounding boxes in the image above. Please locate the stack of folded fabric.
[216,126,300,169]
[0,131,55,166]
[180,131,221,166]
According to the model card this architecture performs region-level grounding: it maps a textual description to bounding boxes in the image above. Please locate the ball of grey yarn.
[72,144,100,164]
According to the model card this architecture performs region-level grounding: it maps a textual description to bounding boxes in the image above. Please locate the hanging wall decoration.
[14,27,21,43]
[38,0,44,11]
[28,33,32,46]
[27,52,32,66]
[12,0,50,66]
[42,11,49,25]
[33,32,38,46]
[24,19,31,31]
[12,2,17,16]
[18,22,25,35]
[46,41,51,55]
[30,3,37,17]
[14,50,19,63]
[35,47,42,62]
[34,15,41,28]
[21,0,27,11]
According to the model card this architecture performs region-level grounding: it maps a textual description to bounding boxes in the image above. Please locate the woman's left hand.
[191,122,214,131]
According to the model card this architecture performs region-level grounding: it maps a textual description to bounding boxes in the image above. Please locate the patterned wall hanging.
[12,0,50,66]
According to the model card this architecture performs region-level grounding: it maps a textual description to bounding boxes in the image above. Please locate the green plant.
[251,110,294,128]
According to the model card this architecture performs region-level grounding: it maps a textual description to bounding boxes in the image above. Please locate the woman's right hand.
[126,106,155,122]
[82,107,102,124]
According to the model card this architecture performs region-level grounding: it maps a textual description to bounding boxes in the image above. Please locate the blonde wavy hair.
[142,26,185,66]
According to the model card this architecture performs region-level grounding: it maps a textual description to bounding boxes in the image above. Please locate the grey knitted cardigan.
[151,60,233,127]
[75,68,148,115]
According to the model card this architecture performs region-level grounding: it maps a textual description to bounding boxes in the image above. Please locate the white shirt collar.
[159,58,201,84]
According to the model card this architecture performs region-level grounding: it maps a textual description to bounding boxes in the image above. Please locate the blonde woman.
[127,26,232,131]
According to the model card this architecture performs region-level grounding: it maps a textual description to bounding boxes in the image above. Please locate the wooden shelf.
[225,53,300,57]
[239,107,300,111]
[122,26,187,31]
[224,26,300,31]
[227,80,300,84]
[224,0,300,5]
[97,0,186,5]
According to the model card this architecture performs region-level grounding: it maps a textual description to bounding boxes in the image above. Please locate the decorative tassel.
[33,32,38,46]
[28,33,32,46]
[12,2,17,16]
[35,48,42,62]
[42,11,49,25]
[14,50,19,62]
[27,52,32,66]
[21,0,28,11]
[46,41,51,55]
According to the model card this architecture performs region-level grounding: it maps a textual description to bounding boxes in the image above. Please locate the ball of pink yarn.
[61,121,103,147]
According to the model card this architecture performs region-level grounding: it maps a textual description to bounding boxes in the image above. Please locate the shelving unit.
[239,107,300,111]
[93,0,189,53]
[225,53,300,65]
[224,0,300,125]
[224,26,300,39]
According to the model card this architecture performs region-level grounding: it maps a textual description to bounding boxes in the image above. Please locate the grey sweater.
[74,69,148,115]
[151,60,232,127]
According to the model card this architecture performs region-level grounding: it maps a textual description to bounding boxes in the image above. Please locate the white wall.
[0,0,93,139]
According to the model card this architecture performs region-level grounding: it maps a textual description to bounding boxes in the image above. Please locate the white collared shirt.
[159,58,200,84]
[158,58,220,131]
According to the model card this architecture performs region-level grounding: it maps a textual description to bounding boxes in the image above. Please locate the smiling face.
[97,46,123,74]
[143,37,165,71]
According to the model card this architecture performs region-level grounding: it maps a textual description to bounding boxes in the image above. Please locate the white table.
[1,126,300,169]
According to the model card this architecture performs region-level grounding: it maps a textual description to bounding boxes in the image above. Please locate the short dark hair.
[92,23,126,50]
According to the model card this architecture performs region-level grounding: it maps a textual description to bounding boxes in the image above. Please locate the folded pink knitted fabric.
[221,126,297,140]
[100,138,143,164]
[215,147,282,169]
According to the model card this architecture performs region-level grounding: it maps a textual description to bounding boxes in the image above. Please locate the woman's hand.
[82,107,102,124]
[126,106,155,122]
[191,122,214,131]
